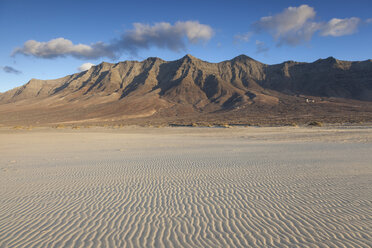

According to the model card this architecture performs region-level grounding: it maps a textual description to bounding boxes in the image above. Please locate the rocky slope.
[0,54,371,125]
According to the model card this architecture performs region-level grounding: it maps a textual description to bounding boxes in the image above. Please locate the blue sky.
[1,0,371,92]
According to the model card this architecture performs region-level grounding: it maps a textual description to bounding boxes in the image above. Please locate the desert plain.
[0,125,371,248]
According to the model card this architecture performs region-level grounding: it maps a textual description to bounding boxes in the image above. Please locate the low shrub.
[308,121,323,127]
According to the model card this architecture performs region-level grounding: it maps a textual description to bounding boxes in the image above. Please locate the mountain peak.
[231,54,257,63]
[95,61,113,68]
[27,78,44,86]
[98,61,112,66]
[325,56,338,63]
[181,54,200,62]
[143,57,164,62]
[315,56,339,64]
[184,54,196,59]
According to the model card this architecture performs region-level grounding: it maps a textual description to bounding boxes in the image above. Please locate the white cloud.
[278,22,322,46]
[78,63,95,71]
[257,5,316,35]
[320,18,360,36]
[254,5,318,45]
[115,21,214,54]
[176,21,214,43]
[12,38,113,59]
[366,18,372,24]
[252,5,362,46]
[12,21,214,59]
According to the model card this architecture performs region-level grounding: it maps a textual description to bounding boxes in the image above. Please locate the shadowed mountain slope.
[0,55,371,125]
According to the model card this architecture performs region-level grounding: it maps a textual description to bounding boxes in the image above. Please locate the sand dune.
[0,127,371,247]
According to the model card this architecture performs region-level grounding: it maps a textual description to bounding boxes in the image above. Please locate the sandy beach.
[0,126,371,248]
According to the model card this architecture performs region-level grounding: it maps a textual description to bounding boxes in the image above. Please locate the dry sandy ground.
[0,126,371,248]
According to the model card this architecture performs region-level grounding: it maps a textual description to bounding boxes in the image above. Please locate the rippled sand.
[0,126,371,248]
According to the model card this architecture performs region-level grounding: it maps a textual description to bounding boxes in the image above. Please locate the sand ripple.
[0,129,371,247]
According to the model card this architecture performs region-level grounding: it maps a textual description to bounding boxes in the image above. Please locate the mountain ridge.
[0,54,371,126]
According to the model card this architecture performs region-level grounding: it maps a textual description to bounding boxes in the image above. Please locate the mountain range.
[1,54,371,126]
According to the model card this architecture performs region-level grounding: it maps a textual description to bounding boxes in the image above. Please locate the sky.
[1,0,372,92]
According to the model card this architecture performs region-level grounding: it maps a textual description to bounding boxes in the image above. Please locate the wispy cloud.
[252,5,361,46]
[78,63,95,71]
[1,66,22,75]
[234,32,253,43]
[12,21,214,60]
[255,40,269,54]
